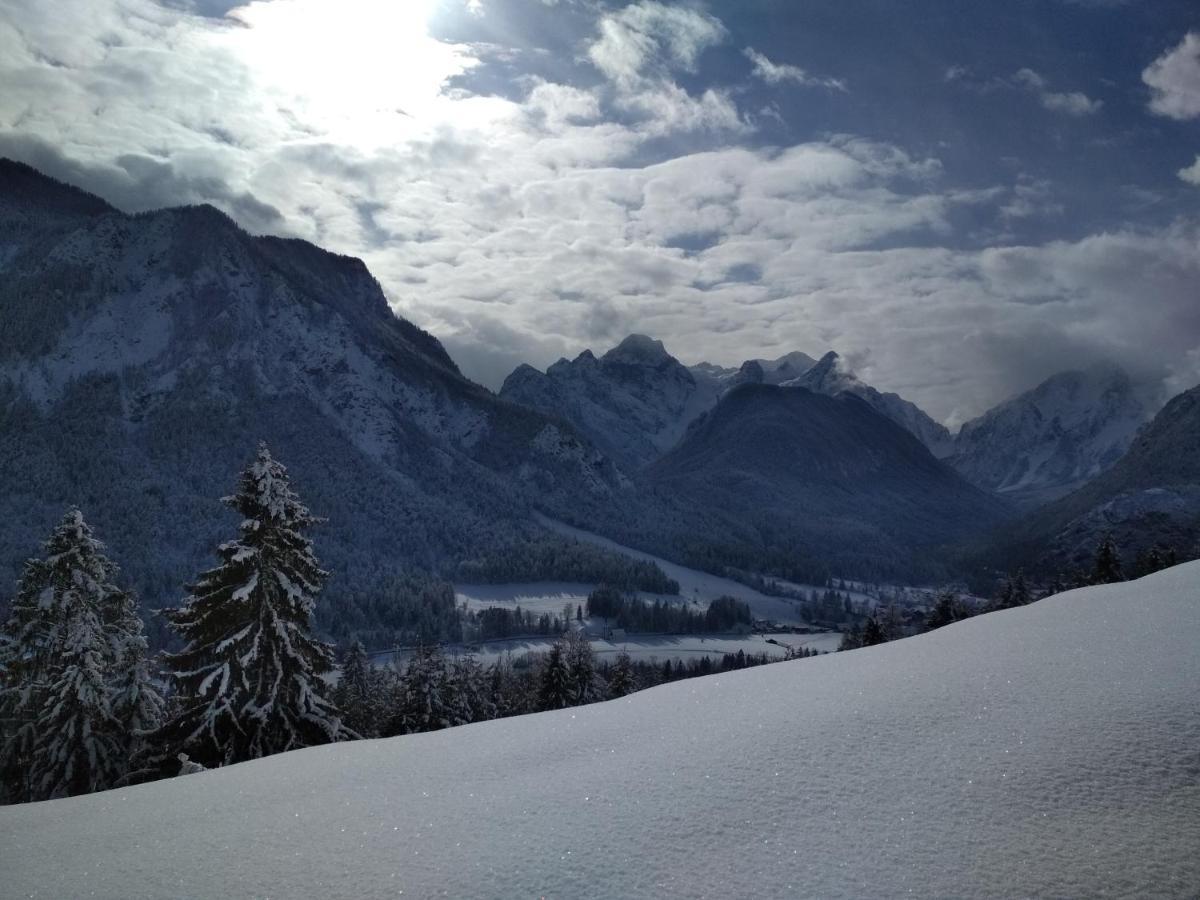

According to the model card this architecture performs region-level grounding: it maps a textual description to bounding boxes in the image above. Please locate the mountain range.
[2,158,1196,632]
[501,334,1155,503]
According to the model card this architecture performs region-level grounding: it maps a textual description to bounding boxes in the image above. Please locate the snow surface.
[455,580,725,615]
[4,564,1199,898]
[537,515,808,624]
[455,581,596,615]
[377,632,842,669]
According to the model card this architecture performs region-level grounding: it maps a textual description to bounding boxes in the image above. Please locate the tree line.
[456,539,680,594]
[333,634,816,740]
[0,444,814,805]
[839,531,1189,651]
[585,587,752,634]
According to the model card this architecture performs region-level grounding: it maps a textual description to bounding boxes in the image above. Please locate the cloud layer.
[1143,32,1200,120]
[0,0,1196,425]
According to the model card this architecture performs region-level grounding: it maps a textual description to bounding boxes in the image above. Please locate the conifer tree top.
[226,443,321,531]
[43,507,105,562]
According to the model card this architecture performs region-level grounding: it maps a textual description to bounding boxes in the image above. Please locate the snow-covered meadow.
[537,516,815,623]
[376,631,843,670]
[4,563,1198,898]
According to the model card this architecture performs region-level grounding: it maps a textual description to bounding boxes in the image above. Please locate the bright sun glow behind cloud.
[217,0,484,147]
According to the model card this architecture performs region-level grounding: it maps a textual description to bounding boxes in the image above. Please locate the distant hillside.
[644,383,1012,581]
[986,383,1200,575]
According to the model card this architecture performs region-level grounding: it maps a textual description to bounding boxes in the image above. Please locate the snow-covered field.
[5,564,1199,898]
[455,581,716,615]
[455,580,593,615]
[537,515,808,624]
[377,631,843,669]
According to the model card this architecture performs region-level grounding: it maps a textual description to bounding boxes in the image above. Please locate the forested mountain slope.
[644,383,1011,581]
[0,159,636,637]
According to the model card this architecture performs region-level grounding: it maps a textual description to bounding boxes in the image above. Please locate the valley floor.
[3,565,1198,898]
[536,515,852,624]
[373,629,845,669]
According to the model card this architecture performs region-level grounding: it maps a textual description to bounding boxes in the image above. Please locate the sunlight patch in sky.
[218,0,489,147]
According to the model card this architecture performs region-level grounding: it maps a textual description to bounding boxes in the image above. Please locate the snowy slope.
[5,563,1198,898]
[538,515,811,624]
[949,363,1152,504]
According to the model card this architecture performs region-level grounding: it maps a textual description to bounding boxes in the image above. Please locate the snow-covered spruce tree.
[332,640,378,738]
[564,631,598,706]
[390,646,452,735]
[29,594,121,799]
[105,588,164,769]
[925,590,970,630]
[607,652,635,699]
[1091,534,1125,585]
[154,444,348,769]
[861,617,888,647]
[446,655,495,727]
[538,642,573,710]
[0,509,126,801]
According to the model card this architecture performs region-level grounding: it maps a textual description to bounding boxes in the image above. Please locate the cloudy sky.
[1,0,1198,424]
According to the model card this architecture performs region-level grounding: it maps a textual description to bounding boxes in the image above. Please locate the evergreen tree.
[1091,534,1125,585]
[29,597,121,799]
[989,570,1032,612]
[838,624,863,651]
[0,509,127,802]
[564,631,598,705]
[607,652,635,699]
[447,655,495,726]
[925,590,970,630]
[489,654,530,717]
[153,444,347,768]
[861,616,887,647]
[392,646,452,734]
[1010,570,1032,606]
[332,640,376,738]
[105,588,164,767]
[1133,546,1169,578]
[538,643,572,710]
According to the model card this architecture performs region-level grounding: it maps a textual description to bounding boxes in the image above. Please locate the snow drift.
[3,564,1199,898]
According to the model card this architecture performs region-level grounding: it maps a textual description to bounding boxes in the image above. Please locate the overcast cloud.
[0,0,1197,425]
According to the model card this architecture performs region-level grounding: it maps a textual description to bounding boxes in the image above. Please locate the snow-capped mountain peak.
[948,363,1154,504]
[781,351,955,457]
[502,337,957,466]
[602,333,674,367]
[500,334,715,470]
